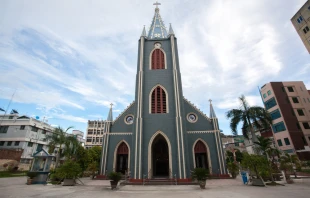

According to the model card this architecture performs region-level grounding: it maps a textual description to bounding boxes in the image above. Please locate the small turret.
[209,99,217,119]
[107,103,113,122]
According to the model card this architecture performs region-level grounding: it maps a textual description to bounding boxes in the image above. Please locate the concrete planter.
[63,179,75,186]
[252,178,265,186]
[110,181,118,190]
[199,181,206,189]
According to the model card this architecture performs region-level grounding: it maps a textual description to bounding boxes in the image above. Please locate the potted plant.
[227,162,239,178]
[54,160,82,186]
[191,168,209,189]
[26,172,38,185]
[108,171,122,190]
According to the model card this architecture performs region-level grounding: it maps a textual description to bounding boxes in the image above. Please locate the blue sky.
[0,0,309,137]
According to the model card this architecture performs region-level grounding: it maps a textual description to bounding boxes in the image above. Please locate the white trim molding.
[149,46,167,70]
[148,84,169,114]
[112,101,135,125]
[192,138,212,174]
[108,133,132,135]
[183,97,211,121]
[147,131,173,179]
[187,131,215,134]
[113,140,130,172]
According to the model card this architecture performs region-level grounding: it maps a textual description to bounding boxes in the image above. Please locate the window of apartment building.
[7,141,12,146]
[277,139,283,147]
[303,26,309,34]
[31,126,38,132]
[303,98,306,103]
[267,90,271,96]
[303,122,310,129]
[14,141,20,146]
[0,141,4,146]
[42,130,46,134]
[284,138,290,145]
[272,121,286,133]
[88,131,93,135]
[9,116,13,119]
[87,138,92,142]
[263,93,267,98]
[0,126,9,133]
[302,136,308,145]
[287,87,294,92]
[28,142,33,147]
[297,109,305,116]
[270,109,281,120]
[297,122,301,130]
[265,97,277,110]
[20,125,25,130]
[297,16,303,23]
[292,97,299,103]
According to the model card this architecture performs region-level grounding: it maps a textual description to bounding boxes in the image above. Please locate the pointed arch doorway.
[148,132,172,178]
[193,139,212,171]
[114,142,129,174]
[152,134,169,177]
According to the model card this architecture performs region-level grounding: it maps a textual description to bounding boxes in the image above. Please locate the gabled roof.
[32,148,54,157]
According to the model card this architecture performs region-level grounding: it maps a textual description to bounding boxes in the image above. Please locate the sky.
[0,0,309,138]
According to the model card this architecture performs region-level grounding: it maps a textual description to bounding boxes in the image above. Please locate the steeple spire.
[141,25,147,37]
[209,99,217,119]
[107,103,113,122]
[147,1,168,39]
[168,23,175,36]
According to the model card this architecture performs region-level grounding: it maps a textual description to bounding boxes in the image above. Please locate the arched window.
[151,86,167,113]
[151,49,165,69]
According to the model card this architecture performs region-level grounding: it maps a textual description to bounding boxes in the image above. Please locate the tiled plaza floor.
[0,176,310,198]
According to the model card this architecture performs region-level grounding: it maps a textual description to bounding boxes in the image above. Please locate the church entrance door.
[194,140,208,169]
[152,134,169,177]
[116,142,129,174]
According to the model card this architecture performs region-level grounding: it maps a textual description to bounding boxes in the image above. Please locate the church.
[99,3,227,182]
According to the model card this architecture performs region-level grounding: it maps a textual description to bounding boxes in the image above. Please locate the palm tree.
[254,136,273,156]
[226,95,272,143]
[45,126,73,168]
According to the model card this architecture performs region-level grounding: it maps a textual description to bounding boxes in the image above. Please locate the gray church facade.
[99,5,227,182]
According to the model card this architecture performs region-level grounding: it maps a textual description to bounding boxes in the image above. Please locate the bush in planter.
[108,172,122,190]
[54,160,82,186]
[227,162,239,178]
[191,168,209,189]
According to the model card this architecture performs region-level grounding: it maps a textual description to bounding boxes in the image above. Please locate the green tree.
[241,153,269,178]
[75,145,90,172]
[280,153,300,179]
[88,146,102,166]
[45,126,73,167]
[253,136,273,156]
[226,95,272,143]
[226,150,243,163]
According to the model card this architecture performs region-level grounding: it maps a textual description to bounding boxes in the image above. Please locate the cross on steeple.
[153,1,161,8]
[110,103,113,108]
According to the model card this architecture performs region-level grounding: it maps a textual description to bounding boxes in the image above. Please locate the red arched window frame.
[117,142,129,154]
[151,49,165,70]
[151,86,167,113]
[194,141,207,153]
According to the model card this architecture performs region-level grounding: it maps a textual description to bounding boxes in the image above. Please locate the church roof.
[147,4,168,39]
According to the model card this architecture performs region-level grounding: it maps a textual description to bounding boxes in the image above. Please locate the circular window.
[187,113,198,123]
[124,115,134,125]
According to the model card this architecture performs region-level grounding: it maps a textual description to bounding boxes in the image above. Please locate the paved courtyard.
[1,176,310,198]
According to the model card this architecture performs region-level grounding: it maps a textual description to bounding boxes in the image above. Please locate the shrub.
[227,162,239,178]
[54,160,82,179]
[191,168,209,181]
[108,172,122,182]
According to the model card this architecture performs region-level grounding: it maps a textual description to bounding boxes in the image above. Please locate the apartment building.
[85,120,106,149]
[291,0,310,53]
[0,114,55,163]
[72,130,85,146]
[260,81,310,160]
